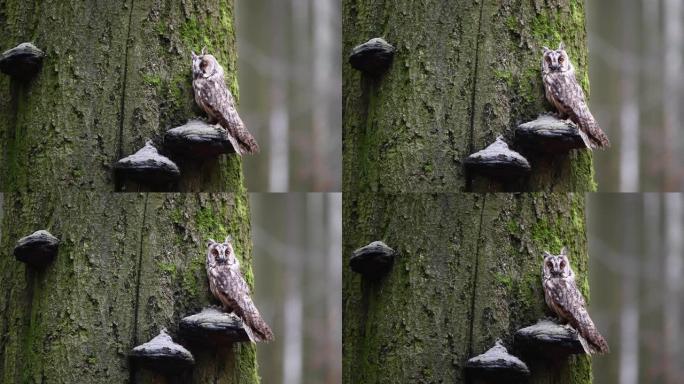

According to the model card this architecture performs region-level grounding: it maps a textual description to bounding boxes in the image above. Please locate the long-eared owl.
[542,247,609,353]
[206,236,274,342]
[542,43,610,149]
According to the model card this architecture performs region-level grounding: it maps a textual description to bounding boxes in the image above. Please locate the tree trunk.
[343,193,593,383]
[0,0,245,192]
[0,192,259,383]
[343,0,597,192]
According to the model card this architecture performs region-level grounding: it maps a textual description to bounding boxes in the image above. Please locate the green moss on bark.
[343,193,594,383]
[343,0,598,193]
[0,192,259,383]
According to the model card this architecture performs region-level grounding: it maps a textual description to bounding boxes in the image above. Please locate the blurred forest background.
[250,193,341,384]
[588,194,683,383]
[236,1,341,192]
[588,1,683,191]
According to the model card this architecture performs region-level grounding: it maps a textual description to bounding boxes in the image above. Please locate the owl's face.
[542,247,573,279]
[542,43,571,73]
[191,49,222,79]
[207,236,238,267]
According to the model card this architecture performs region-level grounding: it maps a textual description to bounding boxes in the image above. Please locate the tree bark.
[343,193,593,383]
[343,0,597,192]
[0,192,259,383]
[0,0,245,192]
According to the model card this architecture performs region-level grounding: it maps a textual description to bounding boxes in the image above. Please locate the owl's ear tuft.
[560,247,568,257]
[558,42,565,51]
[543,251,552,258]
[191,51,197,59]
[207,238,217,247]
[542,46,550,53]
[224,235,233,244]
[201,46,207,56]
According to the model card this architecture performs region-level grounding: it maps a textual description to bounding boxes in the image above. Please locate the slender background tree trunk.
[343,0,597,193]
[0,0,245,192]
[343,193,593,383]
[0,192,258,383]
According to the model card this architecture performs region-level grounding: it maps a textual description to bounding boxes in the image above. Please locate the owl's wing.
[228,267,274,342]
[205,77,260,155]
[547,72,610,148]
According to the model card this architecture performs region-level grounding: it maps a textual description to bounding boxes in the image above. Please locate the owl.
[206,236,274,343]
[191,48,259,155]
[542,43,610,149]
[542,247,609,354]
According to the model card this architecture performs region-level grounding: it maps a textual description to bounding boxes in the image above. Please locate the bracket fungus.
[114,140,180,185]
[0,42,44,79]
[13,230,60,268]
[164,120,237,158]
[514,319,589,358]
[179,307,251,346]
[465,339,530,383]
[349,38,395,76]
[464,136,531,180]
[515,115,588,153]
[129,328,194,374]
[349,241,396,279]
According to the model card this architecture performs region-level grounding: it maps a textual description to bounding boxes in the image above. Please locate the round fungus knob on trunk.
[349,241,395,279]
[465,339,530,383]
[0,42,44,79]
[164,120,237,158]
[13,230,60,268]
[114,140,180,185]
[349,38,395,76]
[464,136,531,180]
[129,328,194,375]
[514,319,589,358]
[179,307,251,346]
[515,115,588,153]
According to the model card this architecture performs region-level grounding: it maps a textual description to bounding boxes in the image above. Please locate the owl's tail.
[237,299,274,343]
[574,313,610,354]
[578,110,610,149]
[218,115,260,155]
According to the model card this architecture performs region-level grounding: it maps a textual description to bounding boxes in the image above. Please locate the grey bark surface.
[343,193,594,383]
[343,0,597,192]
[0,0,245,192]
[0,192,259,383]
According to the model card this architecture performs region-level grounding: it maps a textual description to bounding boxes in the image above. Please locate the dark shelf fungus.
[114,140,180,185]
[465,339,530,383]
[349,38,395,76]
[129,328,195,375]
[515,115,588,153]
[164,120,237,158]
[464,136,531,180]
[179,307,251,346]
[514,319,589,357]
[349,241,395,279]
[0,42,44,79]
[13,230,60,268]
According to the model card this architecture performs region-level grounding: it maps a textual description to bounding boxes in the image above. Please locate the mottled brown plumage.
[192,49,259,155]
[542,247,609,354]
[206,236,274,343]
[542,43,610,149]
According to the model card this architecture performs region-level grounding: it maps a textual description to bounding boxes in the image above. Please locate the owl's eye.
[212,249,218,256]
[546,261,553,268]
[546,56,551,63]
[558,56,564,62]
[560,261,566,268]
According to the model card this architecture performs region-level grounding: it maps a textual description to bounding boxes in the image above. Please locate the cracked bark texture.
[343,0,597,192]
[343,193,594,383]
[0,0,245,192]
[0,192,259,383]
